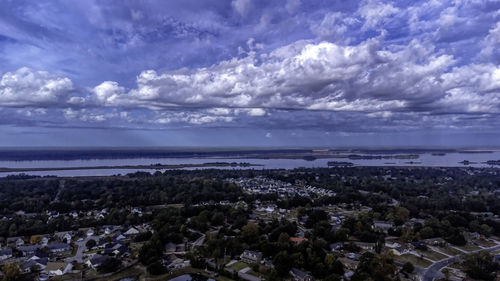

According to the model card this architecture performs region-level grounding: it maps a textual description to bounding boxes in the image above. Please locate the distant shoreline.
[0,162,263,172]
[0,147,497,161]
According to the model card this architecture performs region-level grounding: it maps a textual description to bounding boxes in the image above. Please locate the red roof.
[290,237,308,243]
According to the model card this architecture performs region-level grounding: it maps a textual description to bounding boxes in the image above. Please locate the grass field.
[455,244,482,252]
[416,249,448,261]
[475,239,497,248]
[491,249,500,255]
[433,246,462,256]
[246,269,262,278]
[394,254,432,268]
[227,261,250,272]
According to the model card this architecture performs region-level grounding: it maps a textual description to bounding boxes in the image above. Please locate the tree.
[30,235,42,244]
[402,262,414,273]
[2,263,21,281]
[463,252,497,281]
[278,232,290,248]
[98,257,122,273]
[419,226,434,239]
[394,207,410,224]
[86,239,97,249]
[272,251,292,277]
[241,222,259,242]
[147,261,167,275]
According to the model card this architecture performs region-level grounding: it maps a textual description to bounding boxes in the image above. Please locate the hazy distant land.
[0,147,497,161]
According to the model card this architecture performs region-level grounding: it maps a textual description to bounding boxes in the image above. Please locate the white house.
[54,231,72,243]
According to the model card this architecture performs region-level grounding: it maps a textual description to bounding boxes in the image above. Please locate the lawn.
[491,249,500,255]
[394,254,432,269]
[227,261,249,272]
[129,242,145,249]
[455,244,482,252]
[84,249,103,255]
[246,269,263,278]
[91,265,144,281]
[475,239,497,248]
[434,246,462,256]
[416,249,448,261]
[51,273,82,281]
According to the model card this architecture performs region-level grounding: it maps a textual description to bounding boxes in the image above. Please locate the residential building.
[240,250,263,263]
[43,262,73,276]
[289,268,314,281]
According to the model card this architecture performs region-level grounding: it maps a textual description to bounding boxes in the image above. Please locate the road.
[193,234,206,247]
[420,244,500,281]
[65,235,100,263]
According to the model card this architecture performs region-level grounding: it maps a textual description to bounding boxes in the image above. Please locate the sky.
[0,0,499,147]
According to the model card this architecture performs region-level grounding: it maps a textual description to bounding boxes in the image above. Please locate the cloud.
[232,0,252,17]
[246,108,266,116]
[1,0,500,138]
[310,12,354,42]
[83,36,464,116]
[285,0,301,14]
[0,67,73,107]
[93,81,126,106]
[357,0,399,31]
[480,21,500,58]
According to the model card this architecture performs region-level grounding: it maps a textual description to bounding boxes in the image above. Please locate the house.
[289,268,314,281]
[40,235,50,246]
[43,262,73,276]
[0,248,12,260]
[353,242,375,250]
[165,242,177,253]
[7,237,24,247]
[47,243,72,254]
[104,242,129,256]
[411,241,427,250]
[29,249,50,260]
[290,237,309,244]
[391,245,412,256]
[346,253,361,261]
[124,227,140,236]
[30,234,50,245]
[69,211,79,218]
[103,225,121,235]
[86,254,110,270]
[112,233,126,242]
[425,237,447,246]
[330,242,343,252]
[344,270,355,280]
[385,241,401,249]
[18,244,42,256]
[54,231,72,243]
[373,221,393,232]
[240,250,263,263]
[79,227,95,237]
[22,258,47,273]
[131,207,143,216]
[163,254,190,269]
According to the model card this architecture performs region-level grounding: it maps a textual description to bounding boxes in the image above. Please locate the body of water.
[0,151,500,177]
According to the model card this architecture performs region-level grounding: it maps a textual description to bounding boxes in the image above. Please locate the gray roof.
[0,248,12,255]
[90,254,109,266]
[47,243,71,250]
[290,268,310,279]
